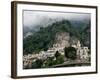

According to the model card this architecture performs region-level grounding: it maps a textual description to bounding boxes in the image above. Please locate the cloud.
[23,10,90,28]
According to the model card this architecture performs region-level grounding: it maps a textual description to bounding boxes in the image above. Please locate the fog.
[23,10,90,28]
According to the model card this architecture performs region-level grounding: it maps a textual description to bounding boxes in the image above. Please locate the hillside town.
[23,32,90,69]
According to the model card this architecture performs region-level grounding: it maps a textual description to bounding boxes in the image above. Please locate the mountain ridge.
[23,19,90,55]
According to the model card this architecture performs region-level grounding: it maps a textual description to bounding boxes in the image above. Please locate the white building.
[72,40,90,60]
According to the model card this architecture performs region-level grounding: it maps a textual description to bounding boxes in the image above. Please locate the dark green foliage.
[32,51,65,68]
[54,51,64,64]
[81,23,90,48]
[43,57,55,67]
[55,51,61,58]
[55,55,64,64]
[42,53,64,68]
[32,61,38,68]
[64,47,77,60]
[23,20,72,54]
[32,59,43,68]
[23,19,90,55]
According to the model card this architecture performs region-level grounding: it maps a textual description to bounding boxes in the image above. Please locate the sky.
[23,10,91,28]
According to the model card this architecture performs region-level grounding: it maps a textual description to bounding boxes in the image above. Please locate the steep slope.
[23,20,90,55]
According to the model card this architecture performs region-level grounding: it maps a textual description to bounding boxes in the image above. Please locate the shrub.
[64,47,77,60]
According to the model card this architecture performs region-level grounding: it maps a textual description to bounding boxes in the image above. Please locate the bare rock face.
[54,32,70,48]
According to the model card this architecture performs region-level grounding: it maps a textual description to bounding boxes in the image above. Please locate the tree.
[64,47,77,60]
[56,55,64,64]
[42,57,55,68]
[54,51,64,64]
[32,59,43,68]
[55,51,61,58]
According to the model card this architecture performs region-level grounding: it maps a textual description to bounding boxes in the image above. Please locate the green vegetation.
[23,20,90,55]
[42,57,55,68]
[41,55,64,68]
[31,51,65,68]
[55,51,61,58]
[32,59,43,68]
[55,55,64,64]
[64,47,77,60]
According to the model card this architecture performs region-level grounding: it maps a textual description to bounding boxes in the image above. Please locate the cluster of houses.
[72,40,90,61]
[23,32,90,69]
